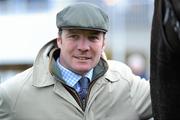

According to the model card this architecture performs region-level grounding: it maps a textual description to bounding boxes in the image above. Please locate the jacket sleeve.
[0,86,13,120]
[130,74,152,120]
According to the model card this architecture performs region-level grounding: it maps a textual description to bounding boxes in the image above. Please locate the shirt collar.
[56,57,93,87]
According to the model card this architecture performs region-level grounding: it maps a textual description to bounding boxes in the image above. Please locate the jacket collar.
[32,39,57,87]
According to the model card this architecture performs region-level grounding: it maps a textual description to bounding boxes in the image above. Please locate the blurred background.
[0,0,154,83]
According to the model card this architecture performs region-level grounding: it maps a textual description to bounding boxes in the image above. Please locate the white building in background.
[0,0,74,64]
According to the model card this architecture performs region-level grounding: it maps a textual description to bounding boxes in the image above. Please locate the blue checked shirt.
[56,58,93,92]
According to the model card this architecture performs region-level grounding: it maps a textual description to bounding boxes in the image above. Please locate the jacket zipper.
[53,75,105,112]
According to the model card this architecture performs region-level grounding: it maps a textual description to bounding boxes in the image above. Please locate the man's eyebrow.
[90,32,101,35]
[87,31,101,35]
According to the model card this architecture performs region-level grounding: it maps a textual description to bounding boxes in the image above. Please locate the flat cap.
[56,3,109,32]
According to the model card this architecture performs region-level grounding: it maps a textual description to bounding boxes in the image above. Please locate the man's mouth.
[74,56,90,60]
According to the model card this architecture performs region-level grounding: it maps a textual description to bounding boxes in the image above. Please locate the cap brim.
[61,26,107,33]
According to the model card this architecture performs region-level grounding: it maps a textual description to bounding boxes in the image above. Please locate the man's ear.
[57,35,62,48]
[101,39,107,60]
[102,38,106,50]
[101,51,107,60]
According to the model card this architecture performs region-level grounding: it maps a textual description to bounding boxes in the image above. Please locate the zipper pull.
[82,98,86,111]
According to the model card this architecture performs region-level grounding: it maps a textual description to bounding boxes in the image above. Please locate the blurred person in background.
[126,52,148,80]
[0,2,152,120]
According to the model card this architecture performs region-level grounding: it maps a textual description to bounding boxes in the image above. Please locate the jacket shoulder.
[0,67,33,102]
[106,60,151,119]
[106,60,134,82]
[106,60,147,87]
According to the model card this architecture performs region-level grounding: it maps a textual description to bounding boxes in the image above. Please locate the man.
[0,3,152,120]
[150,0,180,119]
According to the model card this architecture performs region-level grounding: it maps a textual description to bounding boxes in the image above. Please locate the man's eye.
[89,36,98,41]
[69,35,79,39]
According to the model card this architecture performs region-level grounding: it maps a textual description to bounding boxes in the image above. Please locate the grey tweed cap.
[56,2,109,32]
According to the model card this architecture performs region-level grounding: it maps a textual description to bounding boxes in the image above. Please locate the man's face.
[57,29,105,75]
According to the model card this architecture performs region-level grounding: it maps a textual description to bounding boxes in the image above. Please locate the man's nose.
[77,38,90,51]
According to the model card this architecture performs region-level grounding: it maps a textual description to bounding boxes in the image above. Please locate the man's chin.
[73,67,90,75]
